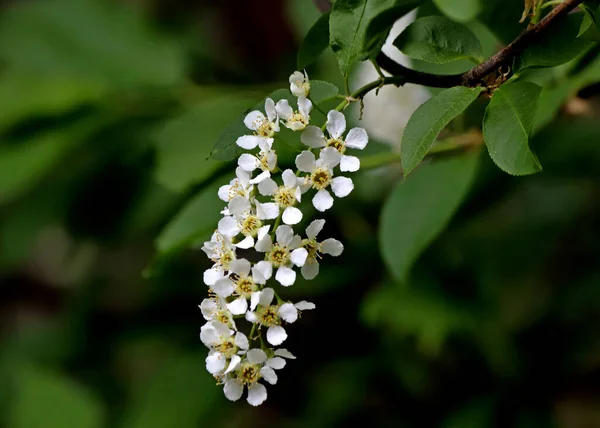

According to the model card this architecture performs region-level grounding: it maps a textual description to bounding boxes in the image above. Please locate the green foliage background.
[1,0,600,426]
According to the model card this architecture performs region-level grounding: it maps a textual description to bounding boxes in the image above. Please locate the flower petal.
[249,170,270,184]
[234,235,254,249]
[345,127,369,149]
[306,219,325,240]
[247,383,267,406]
[206,353,226,374]
[203,268,224,286]
[312,189,334,212]
[256,202,279,220]
[218,216,240,237]
[258,178,278,196]
[290,247,308,267]
[258,287,275,307]
[266,357,286,369]
[319,147,342,168]
[227,296,248,315]
[275,225,294,247]
[254,235,272,252]
[331,176,354,198]
[252,261,272,283]
[238,153,258,171]
[265,98,277,123]
[295,300,316,310]
[250,292,261,311]
[275,266,296,287]
[229,196,251,216]
[266,325,287,346]
[282,169,297,188]
[260,366,278,385]
[278,302,298,323]
[282,206,303,225]
[295,150,316,172]
[340,155,360,172]
[212,278,234,297]
[320,238,344,256]
[229,258,251,276]
[236,135,262,150]
[244,110,265,130]
[275,99,293,120]
[225,355,241,374]
[247,348,267,364]
[326,110,346,139]
[224,379,244,401]
[301,259,319,280]
[218,184,231,202]
[301,126,326,148]
[274,348,296,359]
[298,96,312,117]
[235,332,249,350]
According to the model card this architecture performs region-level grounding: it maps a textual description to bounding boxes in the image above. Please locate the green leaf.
[297,12,331,69]
[394,16,484,64]
[120,353,219,428]
[210,89,295,162]
[0,0,185,86]
[401,86,482,175]
[483,81,542,175]
[517,14,597,70]
[310,80,340,104]
[380,153,479,283]
[477,0,524,44]
[155,177,228,254]
[434,0,482,22]
[7,363,104,428]
[153,91,259,192]
[362,1,424,59]
[330,0,421,76]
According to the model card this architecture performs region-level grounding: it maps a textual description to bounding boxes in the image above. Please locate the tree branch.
[377,0,585,88]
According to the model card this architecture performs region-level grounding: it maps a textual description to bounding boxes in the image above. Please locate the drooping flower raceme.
[198,71,368,405]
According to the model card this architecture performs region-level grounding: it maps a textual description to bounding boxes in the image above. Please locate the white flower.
[245,288,306,345]
[201,321,249,375]
[201,232,239,281]
[300,219,344,280]
[236,98,279,150]
[237,139,277,184]
[289,71,310,97]
[212,259,273,315]
[199,296,236,329]
[295,147,354,212]
[275,97,312,131]
[301,110,369,172]
[217,167,253,204]
[255,226,308,286]
[221,348,293,406]
[257,169,304,225]
[217,196,274,249]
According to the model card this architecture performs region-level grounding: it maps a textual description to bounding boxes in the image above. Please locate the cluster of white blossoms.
[199,71,369,406]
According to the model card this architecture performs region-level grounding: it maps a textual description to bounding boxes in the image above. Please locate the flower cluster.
[199,71,368,406]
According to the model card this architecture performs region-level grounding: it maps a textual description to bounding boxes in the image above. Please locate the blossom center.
[310,168,332,190]
[219,250,235,270]
[257,305,280,327]
[326,138,346,154]
[236,276,256,297]
[254,118,276,138]
[241,215,261,236]
[215,337,237,357]
[258,151,275,172]
[228,180,246,200]
[239,363,260,385]
[268,244,290,267]
[302,238,320,260]
[287,112,308,129]
[274,186,296,207]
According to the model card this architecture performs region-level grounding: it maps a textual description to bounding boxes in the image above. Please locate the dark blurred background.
[1,0,600,427]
